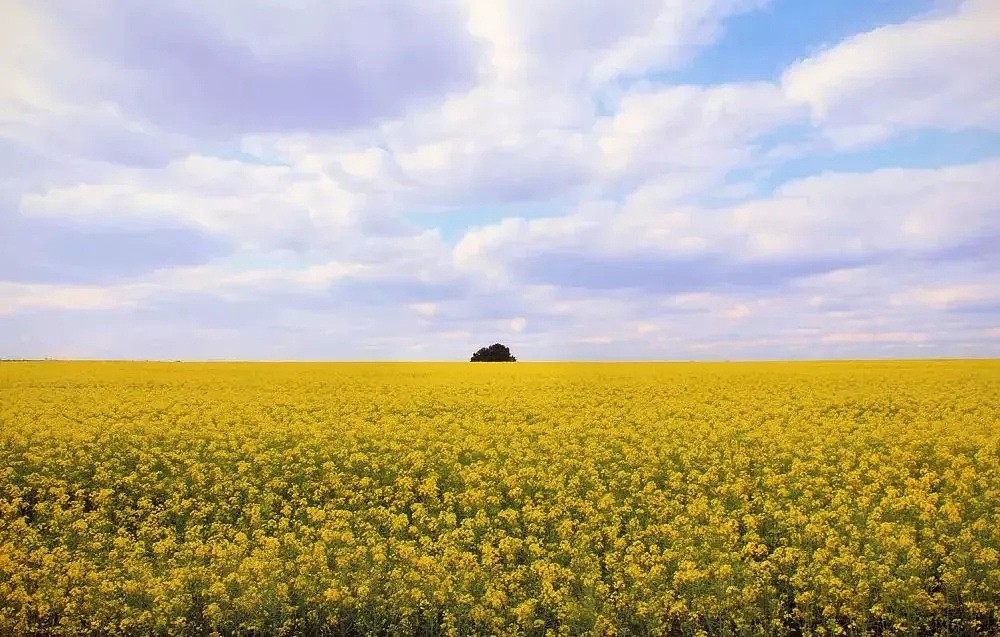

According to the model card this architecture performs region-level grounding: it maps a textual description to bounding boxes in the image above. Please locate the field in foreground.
[1,361,998,636]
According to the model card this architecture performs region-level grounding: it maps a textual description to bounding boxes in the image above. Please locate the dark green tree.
[470,343,517,362]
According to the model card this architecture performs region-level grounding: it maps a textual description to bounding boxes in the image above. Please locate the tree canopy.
[470,343,517,362]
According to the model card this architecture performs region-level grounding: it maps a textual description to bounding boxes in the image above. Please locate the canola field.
[1,360,998,636]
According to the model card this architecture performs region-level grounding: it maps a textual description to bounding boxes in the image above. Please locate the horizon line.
[3,357,998,364]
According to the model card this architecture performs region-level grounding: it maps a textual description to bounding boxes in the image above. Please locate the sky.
[1,0,998,361]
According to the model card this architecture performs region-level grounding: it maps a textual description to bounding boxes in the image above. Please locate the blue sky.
[1,0,998,360]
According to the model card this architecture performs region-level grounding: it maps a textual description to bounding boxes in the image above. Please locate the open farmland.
[1,361,998,636]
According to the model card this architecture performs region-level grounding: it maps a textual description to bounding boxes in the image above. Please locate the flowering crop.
[1,360,998,635]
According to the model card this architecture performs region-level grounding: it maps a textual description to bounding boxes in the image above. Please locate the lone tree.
[470,343,517,362]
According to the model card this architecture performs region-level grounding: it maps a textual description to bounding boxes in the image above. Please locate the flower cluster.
[1,360,997,635]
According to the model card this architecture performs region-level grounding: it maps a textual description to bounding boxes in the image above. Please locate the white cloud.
[410,303,439,318]
[463,0,770,85]
[589,0,770,82]
[820,331,928,345]
[734,160,1000,260]
[454,160,1000,283]
[252,2,784,209]
[890,282,1000,311]
[783,0,1000,146]
[723,304,752,320]
[597,82,803,185]
[0,282,137,316]
[19,154,378,250]
[0,1,72,117]
[636,322,661,336]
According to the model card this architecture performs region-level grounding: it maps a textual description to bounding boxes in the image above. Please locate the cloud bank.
[1,0,998,359]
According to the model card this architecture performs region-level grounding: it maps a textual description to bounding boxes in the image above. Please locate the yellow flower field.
[1,361,998,636]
